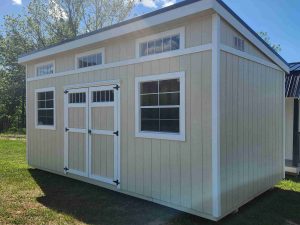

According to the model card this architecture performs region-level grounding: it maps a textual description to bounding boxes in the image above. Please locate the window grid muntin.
[68,92,86,104]
[37,91,54,126]
[92,90,114,103]
[139,33,180,57]
[140,79,180,133]
[36,63,54,76]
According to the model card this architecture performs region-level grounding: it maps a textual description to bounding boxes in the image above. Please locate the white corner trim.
[283,72,286,179]
[74,47,105,69]
[211,13,221,218]
[34,60,55,76]
[220,44,282,71]
[135,26,185,58]
[27,44,212,82]
[18,0,213,64]
[212,1,289,73]
[34,87,56,130]
[135,72,185,142]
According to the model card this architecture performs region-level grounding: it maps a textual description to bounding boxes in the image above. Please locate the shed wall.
[27,51,214,216]
[285,98,294,161]
[219,51,284,216]
[26,14,212,78]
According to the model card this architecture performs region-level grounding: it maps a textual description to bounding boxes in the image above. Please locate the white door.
[64,84,120,187]
[64,88,89,177]
[88,85,120,186]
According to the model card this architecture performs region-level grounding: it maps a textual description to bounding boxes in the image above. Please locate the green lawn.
[0,139,299,225]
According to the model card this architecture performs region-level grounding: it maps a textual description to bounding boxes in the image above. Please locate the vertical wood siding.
[26,14,212,78]
[26,51,213,216]
[220,51,284,215]
[285,98,294,160]
[220,19,271,62]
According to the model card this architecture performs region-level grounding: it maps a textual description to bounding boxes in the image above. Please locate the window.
[135,72,185,141]
[234,36,245,51]
[36,61,54,76]
[35,88,55,129]
[136,27,185,58]
[76,48,104,69]
[92,90,114,103]
[69,92,86,104]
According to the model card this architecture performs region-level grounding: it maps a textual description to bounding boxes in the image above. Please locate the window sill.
[35,125,56,130]
[135,131,185,141]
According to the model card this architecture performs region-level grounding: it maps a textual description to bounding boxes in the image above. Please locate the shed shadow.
[29,169,300,225]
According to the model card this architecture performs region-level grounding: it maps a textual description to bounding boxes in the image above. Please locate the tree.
[258,31,281,53]
[0,0,135,132]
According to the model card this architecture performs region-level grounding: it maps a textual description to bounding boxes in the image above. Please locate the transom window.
[136,27,185,58]
[76,48,104,69]
[69,92,86,104]
[135,72,185,141]
[36,88,55,128]
[36,62,54,76]
[92,90,114,103]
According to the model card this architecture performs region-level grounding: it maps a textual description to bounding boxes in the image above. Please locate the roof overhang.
[18,0,289,73]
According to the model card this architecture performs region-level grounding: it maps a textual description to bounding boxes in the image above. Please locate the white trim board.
[211,13,221,218]
[27,44,212,82]
[220,45,282,72]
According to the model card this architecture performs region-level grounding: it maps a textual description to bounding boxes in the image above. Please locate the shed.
[18,0,289,221]
[285,62,300,174]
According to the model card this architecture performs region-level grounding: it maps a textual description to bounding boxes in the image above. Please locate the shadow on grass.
[29,169,300,225]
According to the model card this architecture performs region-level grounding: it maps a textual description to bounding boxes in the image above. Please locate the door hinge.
[113,84,120,90]
[64,167,69,172]
[64,90,69,94]
[88,129,92,134]
[65,127,69,132]
[113,130,119,136]
[113,179,120,186]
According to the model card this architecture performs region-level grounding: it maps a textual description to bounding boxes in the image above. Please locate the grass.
[0,139,299,225]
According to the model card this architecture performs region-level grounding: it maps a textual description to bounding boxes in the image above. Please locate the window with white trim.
[234,36,245,51]
[36,62,54,76]
[76,49,104,69]
[136,27,185,58]
[36,89,55,127]
[135,72,185,141]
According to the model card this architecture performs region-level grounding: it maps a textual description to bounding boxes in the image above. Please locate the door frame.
[63,80,121,188]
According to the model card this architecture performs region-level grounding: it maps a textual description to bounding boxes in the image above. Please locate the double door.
[64,85,120,187]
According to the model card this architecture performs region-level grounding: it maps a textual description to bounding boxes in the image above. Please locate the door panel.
[91,107,114,130]
[64,88,89,177]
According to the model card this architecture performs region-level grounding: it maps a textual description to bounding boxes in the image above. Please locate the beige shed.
[18,0,289,221]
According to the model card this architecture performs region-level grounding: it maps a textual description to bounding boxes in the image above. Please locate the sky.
[0,0,299,63]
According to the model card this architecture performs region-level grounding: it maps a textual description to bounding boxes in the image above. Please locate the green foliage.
[258,31,282,53]
[0,0,135,132]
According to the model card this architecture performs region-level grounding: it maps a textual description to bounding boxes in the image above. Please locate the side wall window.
[36,88,55,129]
[76,48,104,69]
[135,72,185,141]
[36,61,55,76]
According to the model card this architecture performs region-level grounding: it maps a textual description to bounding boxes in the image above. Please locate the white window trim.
[135,72,185,141]
[135,27,185,58]
[75,47,105,69]
[35,60,55,76]
[35,87,56,130]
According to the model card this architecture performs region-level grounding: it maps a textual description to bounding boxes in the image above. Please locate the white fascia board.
[212,1,289,73]
[18,0,213,64]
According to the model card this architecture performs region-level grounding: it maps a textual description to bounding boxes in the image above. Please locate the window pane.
[159,93,179,105]
[101,91,106,101]
[160,108,179,119]
[38,101,45,108]
[46,91,53,99]
[159,79,180,92]
[171,34,180,50]
[38,109,54,125]
[46,100,53,108]
[140,81,158,94]
[163,37,171,52]
[110,90,114,101]
[105,90,110,102]
[148,41,155,55]
[141,120,159,131]
[155,39,162,54]
[141,108,159,120]
[96,53,102,65]
[38,92,46,100]
[140,42,148,56]
[160,120,179,133]
[141,94,158,106]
